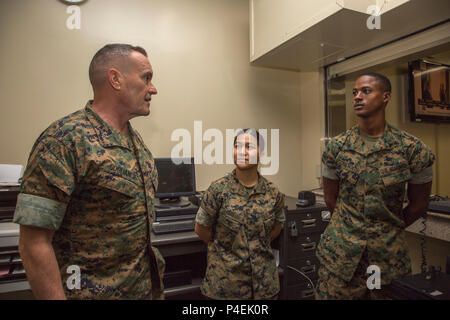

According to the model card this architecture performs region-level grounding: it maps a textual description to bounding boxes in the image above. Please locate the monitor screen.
[409,59,450,123]
[154,157,196,198]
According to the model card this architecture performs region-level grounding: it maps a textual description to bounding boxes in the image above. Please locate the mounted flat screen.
[409,60,450,123]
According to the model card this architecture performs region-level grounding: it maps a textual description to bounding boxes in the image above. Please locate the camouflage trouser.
[203,293,279,300]
[152,290,165,300]
[315,251,391,300]
[144,289,165,300]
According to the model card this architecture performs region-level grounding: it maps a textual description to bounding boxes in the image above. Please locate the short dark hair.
[233,128,265,152]
[359,72,391,92]
[89,44,148,87]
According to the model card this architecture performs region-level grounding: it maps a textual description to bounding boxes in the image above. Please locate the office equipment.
[0,222,30,297]
[297,191,316,207]
[152,230,207,299]
[0,193,33,299]
[428,198,450,215]
[155,202,199,223]
[163,270,192,289]
[274,196,329,300]
[153,157,198,233]
[154,201,198,233]
[389,272,450,300]
[0,187,20,222]
[154,157,196,209]
[153,219,196,235]
[0,165,23,187]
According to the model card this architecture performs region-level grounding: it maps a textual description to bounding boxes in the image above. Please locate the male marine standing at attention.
[316,72,434,299]
[13,44,165,299]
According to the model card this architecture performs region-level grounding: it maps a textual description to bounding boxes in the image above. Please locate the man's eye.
[364,89,371,94]
[352,90,358,96]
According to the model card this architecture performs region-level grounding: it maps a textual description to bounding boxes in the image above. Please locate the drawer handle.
[301,219,317,228]
[300,265,316,274]
[301,242,316,251]
[301,289,315,298]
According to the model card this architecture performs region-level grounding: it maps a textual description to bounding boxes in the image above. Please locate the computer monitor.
[154,157,196,208]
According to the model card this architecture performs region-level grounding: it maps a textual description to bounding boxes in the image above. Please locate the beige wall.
[0,0,303,196]
[299,71,325,190]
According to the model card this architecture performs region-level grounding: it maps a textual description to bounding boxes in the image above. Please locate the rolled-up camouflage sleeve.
[322,165,338,180]
[13,136,75,230]
[409,140,435,175]
[195,184,220,228]
[274,191,285,223]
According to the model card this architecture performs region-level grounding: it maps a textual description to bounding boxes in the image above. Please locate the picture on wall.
[409,59,450,123]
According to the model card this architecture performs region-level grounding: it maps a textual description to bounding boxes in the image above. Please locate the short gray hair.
[89,44,148,87]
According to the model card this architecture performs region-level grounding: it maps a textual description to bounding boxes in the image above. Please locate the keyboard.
[153,219,195,235]
[428,197,450,215]
[389,273,450,300]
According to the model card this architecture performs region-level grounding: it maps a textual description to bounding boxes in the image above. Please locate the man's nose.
[354,91,363,100]
[149,83,157,95]
[354,93,362,102]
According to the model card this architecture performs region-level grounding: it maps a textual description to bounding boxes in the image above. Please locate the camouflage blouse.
[196,169,285,299]
[14,102,165,299]
[317,124,434,285]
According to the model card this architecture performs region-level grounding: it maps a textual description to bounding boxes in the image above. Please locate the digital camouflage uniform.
[14,101,165,299]
[195,169,285,300]
[316,124,434,299]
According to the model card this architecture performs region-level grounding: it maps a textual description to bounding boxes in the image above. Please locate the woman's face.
[234,133,259,170]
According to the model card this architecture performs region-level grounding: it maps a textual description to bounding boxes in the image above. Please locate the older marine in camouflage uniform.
[195,169,285,299]
[14,102,165,299]
[316,124,434,298]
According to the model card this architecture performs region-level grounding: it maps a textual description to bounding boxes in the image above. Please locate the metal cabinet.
[276,196,330,300]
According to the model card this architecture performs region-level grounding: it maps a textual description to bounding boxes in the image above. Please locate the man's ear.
[383,91,391,104]
[108,68,122,90]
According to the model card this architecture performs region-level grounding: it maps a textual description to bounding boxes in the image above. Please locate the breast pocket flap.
[222,214,241,233]
[381,164,412,186]
[97,172,139,198]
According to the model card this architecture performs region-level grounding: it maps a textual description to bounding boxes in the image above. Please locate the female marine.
[195,129,285,299]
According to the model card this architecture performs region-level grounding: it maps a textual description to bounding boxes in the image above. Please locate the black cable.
[286,265,316,295]
[420,214,428,275]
